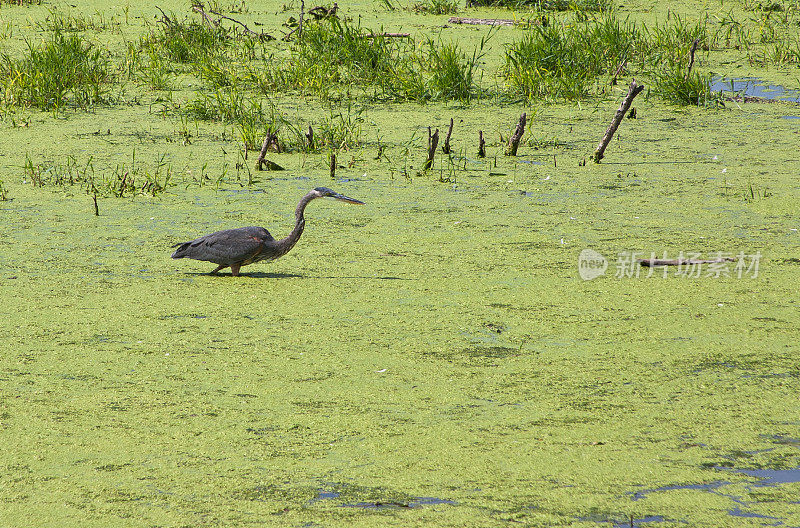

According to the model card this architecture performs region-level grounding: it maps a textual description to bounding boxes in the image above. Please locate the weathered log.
[448,16,515,26]
[505,112,526,156]
[424,127,439,171]
[592,80,644,163]
[638,257,736,267]
[442,118,454,155]
[365,32,411,38]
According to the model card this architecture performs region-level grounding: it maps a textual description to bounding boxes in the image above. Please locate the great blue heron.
[171,187,364,276]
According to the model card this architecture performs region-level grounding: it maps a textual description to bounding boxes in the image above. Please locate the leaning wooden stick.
[505,112,526,156]
[593,80,644,163]
[424,127,439,170]
[442,118,454,155]
[638,257,736,267]
[305,125,314,150]
[685,38,699,79]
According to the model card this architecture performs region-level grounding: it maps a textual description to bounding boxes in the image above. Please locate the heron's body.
[171,188,363,276]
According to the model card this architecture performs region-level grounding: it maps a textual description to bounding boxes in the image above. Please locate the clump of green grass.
[412,0,459,15]
[503,21,603,100]
[37,7,119,32]
[651,64,715,106]
[143,17,229,64]
[22,151,173,197]
[0,178,9,201]
[0,31,111,110]
[0,0,42,5]
[418,38,480,101]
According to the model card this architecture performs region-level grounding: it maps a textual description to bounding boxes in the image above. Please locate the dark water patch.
[732,466,800,486]
[631,480,730,501]
[767,435,800,447]
[728,506,782,520]
[711,77,800,103]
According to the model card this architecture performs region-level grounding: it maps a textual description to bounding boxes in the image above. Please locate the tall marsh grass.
[0,31,110,110]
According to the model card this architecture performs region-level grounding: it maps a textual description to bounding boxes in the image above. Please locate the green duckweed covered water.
[1,0,799,526]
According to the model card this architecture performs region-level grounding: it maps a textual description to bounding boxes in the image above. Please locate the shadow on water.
[711,77,800,103]
[183,271,305,279]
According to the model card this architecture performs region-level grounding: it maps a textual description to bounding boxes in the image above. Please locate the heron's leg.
[230,264,241,277]
[209,264,225,275]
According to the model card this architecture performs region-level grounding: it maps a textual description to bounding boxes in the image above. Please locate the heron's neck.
[275,192,316,256]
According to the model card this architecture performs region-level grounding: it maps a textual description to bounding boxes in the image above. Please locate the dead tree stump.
[424,127,439,170]
[442,118,454,155]
[329,151,336,179]
[478,130,486,158]
[592,81,644,163]
[505,112,526,156]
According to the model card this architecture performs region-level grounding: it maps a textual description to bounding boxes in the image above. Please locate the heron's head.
[312,187,365,205]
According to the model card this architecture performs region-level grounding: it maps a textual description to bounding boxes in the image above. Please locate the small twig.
[478,130,485,158]
[593,80,644,163]
[154,5,172,25]
[442,118,454,155]
[298,0,305,40]
[92,193,99,216]
[306,126,314,150]
[424,127,439,171]
[191,4,217,27]
[505,112,526,156]
[208,7,274,40]
[686,38,699,79]
[611,60,626,86]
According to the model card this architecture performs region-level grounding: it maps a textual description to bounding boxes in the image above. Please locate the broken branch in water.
[593,80,644,163]
[442,118,453,155]
[425,127,439,170]
[256,130,283,171]
[505,113,527,156]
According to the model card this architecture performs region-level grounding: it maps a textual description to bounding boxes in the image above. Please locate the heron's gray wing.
[172,227,274,264]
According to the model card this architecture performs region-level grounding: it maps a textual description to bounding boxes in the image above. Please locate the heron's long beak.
[333,193,365,205]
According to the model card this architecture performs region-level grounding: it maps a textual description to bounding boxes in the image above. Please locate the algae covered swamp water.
[1,0,799,526]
